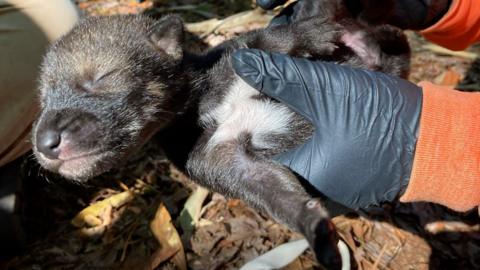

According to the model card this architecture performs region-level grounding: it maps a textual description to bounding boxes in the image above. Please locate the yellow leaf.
[72,190,134,228]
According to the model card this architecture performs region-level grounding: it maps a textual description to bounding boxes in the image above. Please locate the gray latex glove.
[232,49,423,209]
[257,0,452,30]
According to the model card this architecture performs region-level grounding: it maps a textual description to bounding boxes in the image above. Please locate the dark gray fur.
[33,2,410,268]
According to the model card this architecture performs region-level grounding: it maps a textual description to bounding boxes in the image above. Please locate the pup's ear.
[147,15,184,60]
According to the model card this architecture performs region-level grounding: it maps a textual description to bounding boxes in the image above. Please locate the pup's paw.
[301,199,342,270]
[294,18,343,57]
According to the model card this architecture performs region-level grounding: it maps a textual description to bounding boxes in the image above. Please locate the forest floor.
[4,1,480,269]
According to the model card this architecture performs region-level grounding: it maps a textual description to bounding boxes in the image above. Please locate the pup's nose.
[36,129,62,159]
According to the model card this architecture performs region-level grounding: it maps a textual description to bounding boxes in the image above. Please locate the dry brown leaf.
[149,203,186,270]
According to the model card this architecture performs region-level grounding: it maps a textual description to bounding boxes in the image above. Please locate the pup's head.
[33,15,187,181]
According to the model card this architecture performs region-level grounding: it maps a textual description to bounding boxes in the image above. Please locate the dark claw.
[310,220,342,270]
[301,199,342,270]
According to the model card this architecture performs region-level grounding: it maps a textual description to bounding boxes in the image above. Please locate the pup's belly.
[200,77,297,152]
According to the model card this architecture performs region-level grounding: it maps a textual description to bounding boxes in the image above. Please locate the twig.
[154,4,216,19]
[185,8,272,38]
[117,180,129,191]
[422,44,478,60]
[425,221,480,234]
[120,220,140,262]
[372,243,389,270]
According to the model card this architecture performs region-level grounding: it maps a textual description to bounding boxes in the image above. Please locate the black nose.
[36,130,61,159]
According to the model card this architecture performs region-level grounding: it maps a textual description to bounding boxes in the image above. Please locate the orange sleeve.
[400,82,480,212]
[420,0,480,50]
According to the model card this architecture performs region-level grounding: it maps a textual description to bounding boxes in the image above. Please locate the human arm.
[233,49,480,211]
[419,0,480,50]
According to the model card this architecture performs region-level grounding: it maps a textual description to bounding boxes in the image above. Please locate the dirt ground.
[3,1,480,269]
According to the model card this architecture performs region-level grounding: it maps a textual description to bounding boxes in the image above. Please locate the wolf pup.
[32,1,409,268]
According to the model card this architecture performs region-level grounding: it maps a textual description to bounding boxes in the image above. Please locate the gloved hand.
[233,49,423,209]
[256,0,452,30]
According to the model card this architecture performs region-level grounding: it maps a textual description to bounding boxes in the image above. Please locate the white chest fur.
[200,77,294,150]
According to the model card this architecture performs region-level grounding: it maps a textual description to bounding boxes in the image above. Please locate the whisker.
[157,110,176,115]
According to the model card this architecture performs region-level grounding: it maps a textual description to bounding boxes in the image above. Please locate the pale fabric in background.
[0,0,79,166]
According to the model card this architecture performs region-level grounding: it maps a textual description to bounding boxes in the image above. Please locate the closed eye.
[77,69,120,93]
[95,68,120,83]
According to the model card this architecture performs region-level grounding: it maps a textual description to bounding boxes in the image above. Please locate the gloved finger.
[256,0,288,10]
[273,137,316,178]
[272,137,350,209]
[273,135,373,210]
[233,48,348,123]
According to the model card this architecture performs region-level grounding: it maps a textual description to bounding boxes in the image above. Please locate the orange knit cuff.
[400,82,480,212]
[420,0,480,51]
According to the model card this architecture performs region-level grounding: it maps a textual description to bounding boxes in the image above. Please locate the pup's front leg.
[186,133,342,269]
[242,17,341,59]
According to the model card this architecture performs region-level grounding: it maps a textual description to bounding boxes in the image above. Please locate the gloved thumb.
[232,49,330,123]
